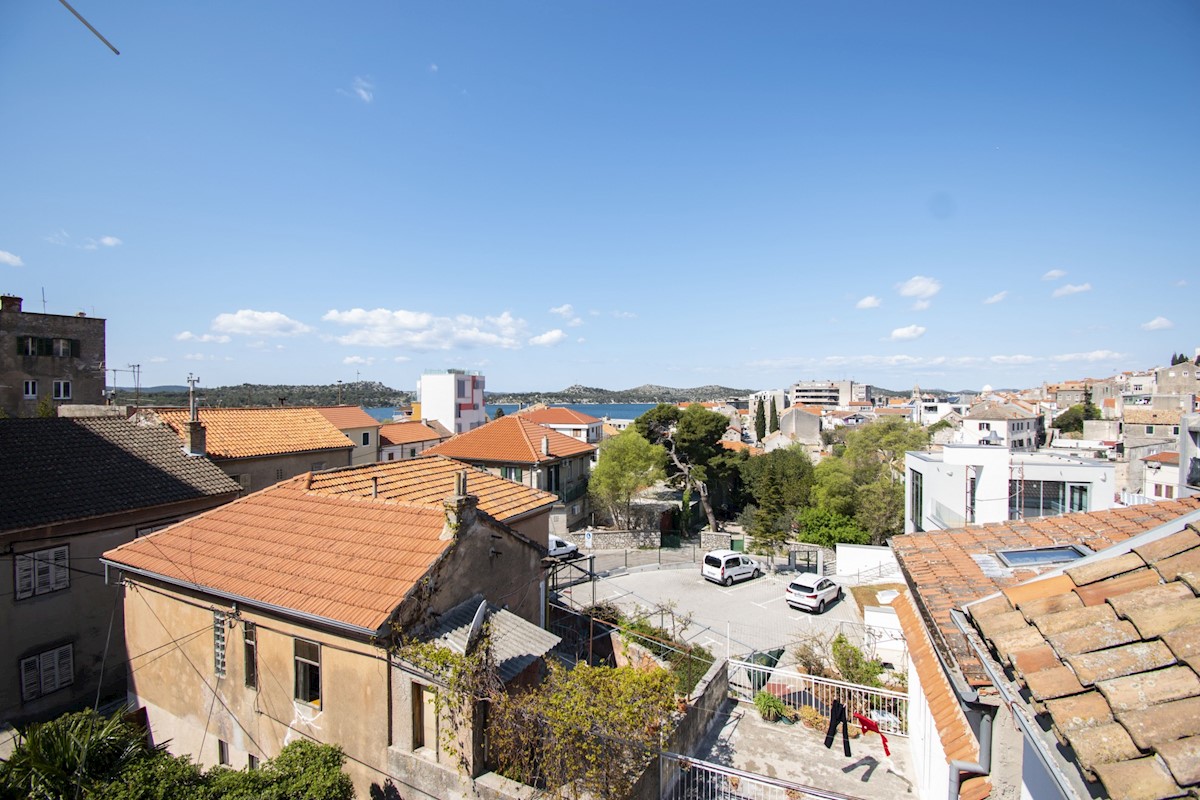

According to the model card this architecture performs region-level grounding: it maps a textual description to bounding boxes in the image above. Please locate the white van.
[701,549,762,586]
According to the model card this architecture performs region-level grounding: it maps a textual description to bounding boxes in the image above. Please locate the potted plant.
[753,690,788,722]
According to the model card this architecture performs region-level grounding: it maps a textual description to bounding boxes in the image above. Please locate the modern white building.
[415,369,487,435]
[787,379,865,409]
[905,444,1116,532]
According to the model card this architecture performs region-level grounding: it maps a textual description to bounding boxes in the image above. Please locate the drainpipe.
[943,609,996,800]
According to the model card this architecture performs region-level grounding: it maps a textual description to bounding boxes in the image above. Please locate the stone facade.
[583,529,661,550]
[0,295,106,417]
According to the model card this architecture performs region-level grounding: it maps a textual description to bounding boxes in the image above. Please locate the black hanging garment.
[824,699,852,757]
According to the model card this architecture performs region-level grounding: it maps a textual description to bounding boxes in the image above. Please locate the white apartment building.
[959,400,1040,451]
[787,379,865,408]
[416,369,487,435]
[905,445,1116,533]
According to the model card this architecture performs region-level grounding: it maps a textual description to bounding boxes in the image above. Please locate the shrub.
[831,633,884,687]
[753,691,788,722]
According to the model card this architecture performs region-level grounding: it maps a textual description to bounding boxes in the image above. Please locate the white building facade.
[416,369,487,435]
[905,445,1116,532]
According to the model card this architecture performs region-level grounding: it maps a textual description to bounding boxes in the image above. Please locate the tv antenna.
[58,0,120,54]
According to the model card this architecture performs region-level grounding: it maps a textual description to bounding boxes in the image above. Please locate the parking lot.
[556,562,865,662]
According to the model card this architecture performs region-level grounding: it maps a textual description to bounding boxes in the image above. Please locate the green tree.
[635,404,728,532]
[739,446,814,518]
[831,633,884,687]
[36,396,55,418]
[679,486,693,533]
[793,507,868,548]
[488,663,677,800]
[1053,403,1100,434]
[842,417,929,485]
[854,479,905,545]
[754,400,766,442]
[810,457,856,518]
[768,397,779,433]
[493,407,506,418]
[588,430,667,529]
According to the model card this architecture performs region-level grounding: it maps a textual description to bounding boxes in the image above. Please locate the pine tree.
[754,400,766,441]
[768,397,779,433]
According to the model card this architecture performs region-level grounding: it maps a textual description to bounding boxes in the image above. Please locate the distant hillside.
[486,384,757,405]
[111,381,412,408]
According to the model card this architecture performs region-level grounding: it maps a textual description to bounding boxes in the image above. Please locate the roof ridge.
[514,415,541,461]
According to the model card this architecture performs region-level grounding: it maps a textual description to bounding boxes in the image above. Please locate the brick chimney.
[541,435,550,456]
[442,470,479,539]
[183,374,206,457]
[1,295,23,313]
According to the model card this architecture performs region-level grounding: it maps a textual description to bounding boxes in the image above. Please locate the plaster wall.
[214,449,352,495]
[906,648,951,800]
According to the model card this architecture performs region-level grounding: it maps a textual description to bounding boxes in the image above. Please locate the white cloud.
[393,355,411,363]
[529,329,568,347]
[183,353,218,361]
[0,250,23,267]
[1050,350,1123,363]
[991,354,1036,365]
[855,295,881,309]
[1176,279,1188,288]
[889,324,927,341]
[549,304,574,317]
[612,310,637,319]
[1042,269,1067,281]
[340,76,374,103]
[1052,283,1092,298]
[983,291,1008,304]
[429,63,439,73]
[896,275,941,301]
[175,331,231,343]
[748,353,983,371]
[577,337,586,343]
[324,307,527,350]
[1141,316,1174,331]
[99,235,122,247]
[148,356,168,363]
[212,309,313,336]
[568,317,583,327]
[912,299,931,311]
[343,355,375,365]
[45,230,70,246]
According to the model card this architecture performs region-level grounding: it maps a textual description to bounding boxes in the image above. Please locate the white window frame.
[294,638,321,707]
[15,545,70,600]
[23,380,37,399]
[52,380,72,400]
[52,338,72,357]
[361,432,370,446]
[20,644,74,702]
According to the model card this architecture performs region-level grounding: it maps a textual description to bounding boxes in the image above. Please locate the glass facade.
[1008,480,1089,520]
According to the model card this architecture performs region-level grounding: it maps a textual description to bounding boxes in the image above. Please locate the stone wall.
[700,531,731,551]
[628,658,732,800]
[583,529,660,550]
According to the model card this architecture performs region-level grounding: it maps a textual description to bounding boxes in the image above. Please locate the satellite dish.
[465,599,488,652]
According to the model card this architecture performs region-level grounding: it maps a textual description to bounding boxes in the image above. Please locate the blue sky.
[2,1,1197,393]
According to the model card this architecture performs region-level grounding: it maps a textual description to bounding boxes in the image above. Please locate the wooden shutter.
[55,645,73,690]
[34,551,52,595]
[15,554,35,600]
[70,339,81,357]
[50,546,70,591]
[20,656,40,701]
[37,337,54,356]
[39,649,58,694]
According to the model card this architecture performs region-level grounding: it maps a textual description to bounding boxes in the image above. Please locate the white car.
[548,535,579,558]
[785,573,843,613]
[702,550,762,586]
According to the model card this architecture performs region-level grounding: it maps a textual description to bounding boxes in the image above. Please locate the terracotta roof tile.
[1074,569,1163,607]
[1065,722,1141,778]
[1045,691,1113,734]
[314,405,381,430]
[1142,451,1181,466]
[103,477,456,632]
[1048,620,1139,656]
[1024,665,1086,701]
[1004,574,1076,607]
[379,421,453,447]
[1117,696,1200,750]
[152,407,354,459]
[1066,641,1176,686]
[1017,591,1083,619]
[1092,756,1185,800]
[1157,735,1200,787]
[1134,529,1200,565]
[425,415,596,464]
[1066,552,1147,586]
[515,407,601,425]
[1125,597,1200,639]
[304,455,557,523]
[1097,665,1200,713]
[1032,604,1117,637]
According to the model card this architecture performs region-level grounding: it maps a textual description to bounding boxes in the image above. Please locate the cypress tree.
[754,400,766,441]
[768,397,779,433]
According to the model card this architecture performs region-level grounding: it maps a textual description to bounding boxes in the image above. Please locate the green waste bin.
[730,536,744,552]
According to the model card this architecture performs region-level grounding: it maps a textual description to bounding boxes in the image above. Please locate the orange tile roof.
[893,498,1200,686]
[893,592,982,769]
[102,477,450,633]
[965,521,1200,800]
[719,440,763,456]
[307,455,557,522]
[379,420,452,447]
[783,404,822,416]
[315,405,382,430]
[1143,451,1180,465]
[516,407,601,425]
[152,408,354,460]
[1124,408,1183,425]
[425,414,596,465]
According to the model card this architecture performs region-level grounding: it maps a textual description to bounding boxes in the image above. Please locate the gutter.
[943,609,996,800]
[951,609,1080,800]
[101,559,383,639]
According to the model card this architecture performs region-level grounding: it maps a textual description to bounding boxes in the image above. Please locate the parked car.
[785,573,842,613]
[702,549,762,586]
[548,535,579,558]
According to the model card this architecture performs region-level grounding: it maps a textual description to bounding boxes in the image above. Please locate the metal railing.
[660,752,864,800]
[727,659,908,737]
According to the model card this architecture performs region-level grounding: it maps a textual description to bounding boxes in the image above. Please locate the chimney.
[442,470,478,539]
[1,295,22,313]
[184,420,206,457]
[541,435,550,456]
[372,476,379,498]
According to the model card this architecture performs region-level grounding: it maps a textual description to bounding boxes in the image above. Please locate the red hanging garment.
[853,713,891,757]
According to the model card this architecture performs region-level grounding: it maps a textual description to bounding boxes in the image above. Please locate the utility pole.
[337,380,343,405]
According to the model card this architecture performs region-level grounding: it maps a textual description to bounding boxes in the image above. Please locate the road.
[556,564,866,663]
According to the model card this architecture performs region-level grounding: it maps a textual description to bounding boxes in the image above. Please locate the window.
[408,448,416,458]
[213,612,227,677]
[361,432,370,446]
[233,474,251,492]
[979,422,991,431]
[248,754,259,770]
[22,380,37,399]
[1155,484,1163,497]
[909,469,924,532]
[1009,480,1089,520]
[52,380,71,400]
[294,639,321,706]
[311,461,326,471]
[1167,486,1175,499]
[501,466,523,482]
[275,469,284,481]
[386,452,395,461]
[52,338,71,357]
[20,644,73,701]
[15,545,70,600]
[996,545,1091,568]
[412,682,436,750]
[1175,427,1181,436]
[20,336,38,356]
[1146,426,1154,435]
[218,740,230,766]
[243,622,257,689]
[136,523,171,538]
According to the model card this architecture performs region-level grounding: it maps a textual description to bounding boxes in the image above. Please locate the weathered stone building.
[0,294,106,417]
